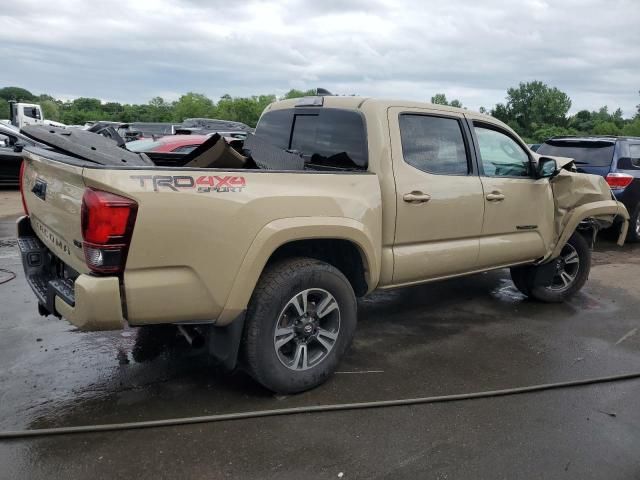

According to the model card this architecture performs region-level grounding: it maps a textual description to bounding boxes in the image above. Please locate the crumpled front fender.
[545,200,629,260]
[544,169,630,261]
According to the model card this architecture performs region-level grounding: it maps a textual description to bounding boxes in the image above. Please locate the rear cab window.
[255,108,368,170]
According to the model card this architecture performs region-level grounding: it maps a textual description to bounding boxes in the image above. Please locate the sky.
[1,0,638,116]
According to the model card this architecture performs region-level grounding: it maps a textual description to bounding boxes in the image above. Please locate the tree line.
[1,83,639,143]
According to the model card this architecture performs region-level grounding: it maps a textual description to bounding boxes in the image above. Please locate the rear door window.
[398,114,469,175]
[537,141,615,167]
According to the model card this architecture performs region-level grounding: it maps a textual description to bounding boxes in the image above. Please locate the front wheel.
[243,257,357,394]
[511,233,591,303]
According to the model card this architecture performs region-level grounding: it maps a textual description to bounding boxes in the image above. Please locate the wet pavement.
[0,189,639,479]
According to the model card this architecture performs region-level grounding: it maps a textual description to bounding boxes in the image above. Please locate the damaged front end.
[545,166,629,261]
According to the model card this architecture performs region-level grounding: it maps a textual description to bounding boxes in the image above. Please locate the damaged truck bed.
[16,95,629,393]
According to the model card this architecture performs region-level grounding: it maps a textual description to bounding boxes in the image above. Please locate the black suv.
[537,136,640,242]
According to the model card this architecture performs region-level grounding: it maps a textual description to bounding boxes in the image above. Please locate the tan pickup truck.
[17,95,629,393]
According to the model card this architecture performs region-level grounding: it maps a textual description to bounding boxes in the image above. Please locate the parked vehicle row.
[0,124,47,186]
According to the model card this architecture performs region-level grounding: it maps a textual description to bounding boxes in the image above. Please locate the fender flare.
[216,217,380,325]
[545,200,629,261]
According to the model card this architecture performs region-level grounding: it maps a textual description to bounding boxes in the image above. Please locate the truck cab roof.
[265,95,512,132]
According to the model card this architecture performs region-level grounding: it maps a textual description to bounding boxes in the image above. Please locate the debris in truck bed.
[183,134,248,169]
[21,126,154,166]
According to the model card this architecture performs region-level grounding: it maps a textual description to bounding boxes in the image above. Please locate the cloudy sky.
[1,0,638,115]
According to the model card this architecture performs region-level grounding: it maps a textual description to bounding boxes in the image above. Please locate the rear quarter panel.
[81,168,382,325]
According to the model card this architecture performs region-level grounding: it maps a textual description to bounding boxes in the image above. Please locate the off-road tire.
[626,203,640,243]
[510,265,533,297]
[243,257,357,394]
[512,233,591,303]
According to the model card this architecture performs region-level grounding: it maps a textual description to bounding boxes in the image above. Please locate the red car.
[126,135,210,154]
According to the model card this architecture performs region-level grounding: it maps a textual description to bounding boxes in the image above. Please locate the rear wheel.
[243,257,357,394]
[626,203,640,243]
[510,233,590,303]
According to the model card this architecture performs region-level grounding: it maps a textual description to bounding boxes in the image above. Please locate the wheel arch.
[546,200,629,260]
[216,217,380,325]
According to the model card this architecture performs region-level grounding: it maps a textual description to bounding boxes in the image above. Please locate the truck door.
[388,107,485,284]
[467,118,554,268]
[19,104,43,127]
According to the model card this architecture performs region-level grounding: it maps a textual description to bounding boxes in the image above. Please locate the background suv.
[538,136,640,241]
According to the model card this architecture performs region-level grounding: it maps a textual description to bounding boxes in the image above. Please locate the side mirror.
[537,157,558,178]
[13,142,24,153]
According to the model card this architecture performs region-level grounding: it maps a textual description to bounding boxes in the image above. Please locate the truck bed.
[19,142,382,330]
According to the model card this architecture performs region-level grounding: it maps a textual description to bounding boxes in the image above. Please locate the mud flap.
[531,260,557,287]
[208,312,246,371]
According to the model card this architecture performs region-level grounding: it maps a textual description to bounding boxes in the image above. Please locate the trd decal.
[130,175,246,192]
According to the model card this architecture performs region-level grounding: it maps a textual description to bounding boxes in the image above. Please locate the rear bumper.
[17,216,124,330]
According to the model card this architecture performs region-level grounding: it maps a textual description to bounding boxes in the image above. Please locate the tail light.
[81,188,137,274]
[606,173,633,190]
[19,161,28,215]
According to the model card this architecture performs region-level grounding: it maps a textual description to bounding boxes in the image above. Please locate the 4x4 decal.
[130,175,246,192]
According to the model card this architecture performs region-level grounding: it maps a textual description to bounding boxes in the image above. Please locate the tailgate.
[22,149,89,274]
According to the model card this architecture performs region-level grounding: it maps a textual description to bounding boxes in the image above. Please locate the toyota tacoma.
[16,95,629,393]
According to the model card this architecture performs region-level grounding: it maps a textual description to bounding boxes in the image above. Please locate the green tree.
[531,125,578,143]
[0,86,35,102]
[146,97,173,122]
[622,118,640,136]
[430,93,462,108]
[592,121,620,136]
[493,81,571,137]
[71,97,102,111]
[431,93,448,105]
[172,92,215,122]
[490,103,510,123]
[568,110,593,133]
[281,89,316,100]
[214,94,276,127]
[0,98,9,119]
[611,108,624,128]
[40,99,60,121]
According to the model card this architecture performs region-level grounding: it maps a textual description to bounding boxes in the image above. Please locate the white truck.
[7,101,66,129]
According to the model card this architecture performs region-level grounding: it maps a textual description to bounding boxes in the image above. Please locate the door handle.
[486,192,505,202]
[403,191,431,203]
